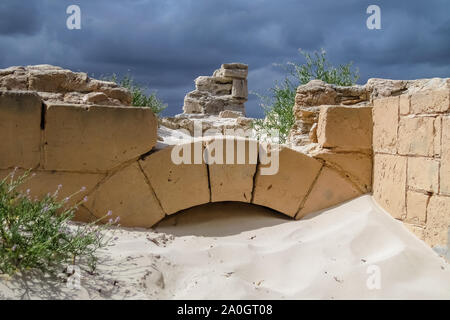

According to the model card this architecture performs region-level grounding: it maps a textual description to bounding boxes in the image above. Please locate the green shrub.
[0,169,117,276]
[109,74,167,116]
[253,49,359,143]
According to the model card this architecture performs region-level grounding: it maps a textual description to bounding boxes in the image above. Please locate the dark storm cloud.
[1,0,449,117]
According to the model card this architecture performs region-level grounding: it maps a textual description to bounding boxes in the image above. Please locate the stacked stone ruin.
[183,63,248,115]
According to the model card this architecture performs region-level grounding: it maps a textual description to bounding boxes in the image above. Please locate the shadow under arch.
[153,201,292,237]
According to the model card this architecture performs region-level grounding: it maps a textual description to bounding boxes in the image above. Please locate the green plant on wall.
[109,74,167,116]
[253,49,359,143]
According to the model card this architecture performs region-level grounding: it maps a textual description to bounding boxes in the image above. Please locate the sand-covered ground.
[0,195,449,300]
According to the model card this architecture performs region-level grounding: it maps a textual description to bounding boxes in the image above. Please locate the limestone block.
[404,224,425,241]
[312,150,372,192]
[205,137,257,203]
[222,63,248,70]
[399,94,410,115]
[296,167,362,219]
[216,68,248,79]
[44,103,158,172]
[441,116,450,195]
[373,96,399,154]
[424,195,450,247]
[398,116,436,156]
[29,69,89,92]
[373,154,407,219]
[85,163,165,228]
[407,157,439,193]
[317,106,372,151]
[139,142,210,214]
[219,110,244,118]
[434,116,442,157]
[406,191,429,224]
[232,79,248,99]
[0,91,42,169]
[410,89,450,114]
[252,147,323,217]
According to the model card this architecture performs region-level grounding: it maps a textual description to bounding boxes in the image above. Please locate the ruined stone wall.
[372,85,450,249]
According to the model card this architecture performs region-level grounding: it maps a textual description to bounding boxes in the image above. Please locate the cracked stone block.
[139,142,210,214]
[0,91,42,169]
[44,103,158,172]
[312,150,372,193]
[205,137,257,203]
[85,163,165,228]
[252,147,322,217]
[296,167,362,219]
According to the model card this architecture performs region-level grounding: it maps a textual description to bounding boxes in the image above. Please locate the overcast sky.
[1,0,449,117]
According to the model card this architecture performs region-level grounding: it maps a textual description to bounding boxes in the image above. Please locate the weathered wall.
[372,87,450,248]
[0,90,366,227]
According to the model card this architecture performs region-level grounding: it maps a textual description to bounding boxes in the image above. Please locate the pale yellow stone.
[139,142,210,214]
[252,147,322,217]
[398,116,435,156]
[85,163,165,228]
[399,94,410,115]
[404,223,425,241]
[424,195,450,247]
[407,157,439,193]
[373,96,399,154]
[317,106,372,151]
[410,89,450,114]
[44,103,157,172]
[205,137,257,203]
[440,116,450,195]
[373,154,407,219]
[313,150,372,192]
[296,167,362,219]
[406,191,429,224]
[0,91,42,169]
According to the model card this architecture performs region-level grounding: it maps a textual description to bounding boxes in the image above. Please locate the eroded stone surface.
[0,64,132,106]
[373,96,399,154]
[0,91,42,169]
[44,103,158,172]
[317,105,372,151]
[139,142,210,214]
[296,167,361,219]
[205,137,257,203]
[252,147,322,217]
[373,154,407,219]
[425,195,450,247]
[183,63,248,115]
[85,163,165,228]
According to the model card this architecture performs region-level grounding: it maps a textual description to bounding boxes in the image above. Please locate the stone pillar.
[182,63,248,115]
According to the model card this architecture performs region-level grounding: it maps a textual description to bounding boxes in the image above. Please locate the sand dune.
[0,195,449,300]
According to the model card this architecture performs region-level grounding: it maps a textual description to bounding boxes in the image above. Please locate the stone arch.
[83,137,363,227]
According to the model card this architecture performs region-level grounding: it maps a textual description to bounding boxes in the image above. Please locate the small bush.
[253,49,359,143]
[109,74,167,116]
[0,169,117,276]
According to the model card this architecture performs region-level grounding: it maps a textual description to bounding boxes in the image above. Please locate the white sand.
[1,195,449,300]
